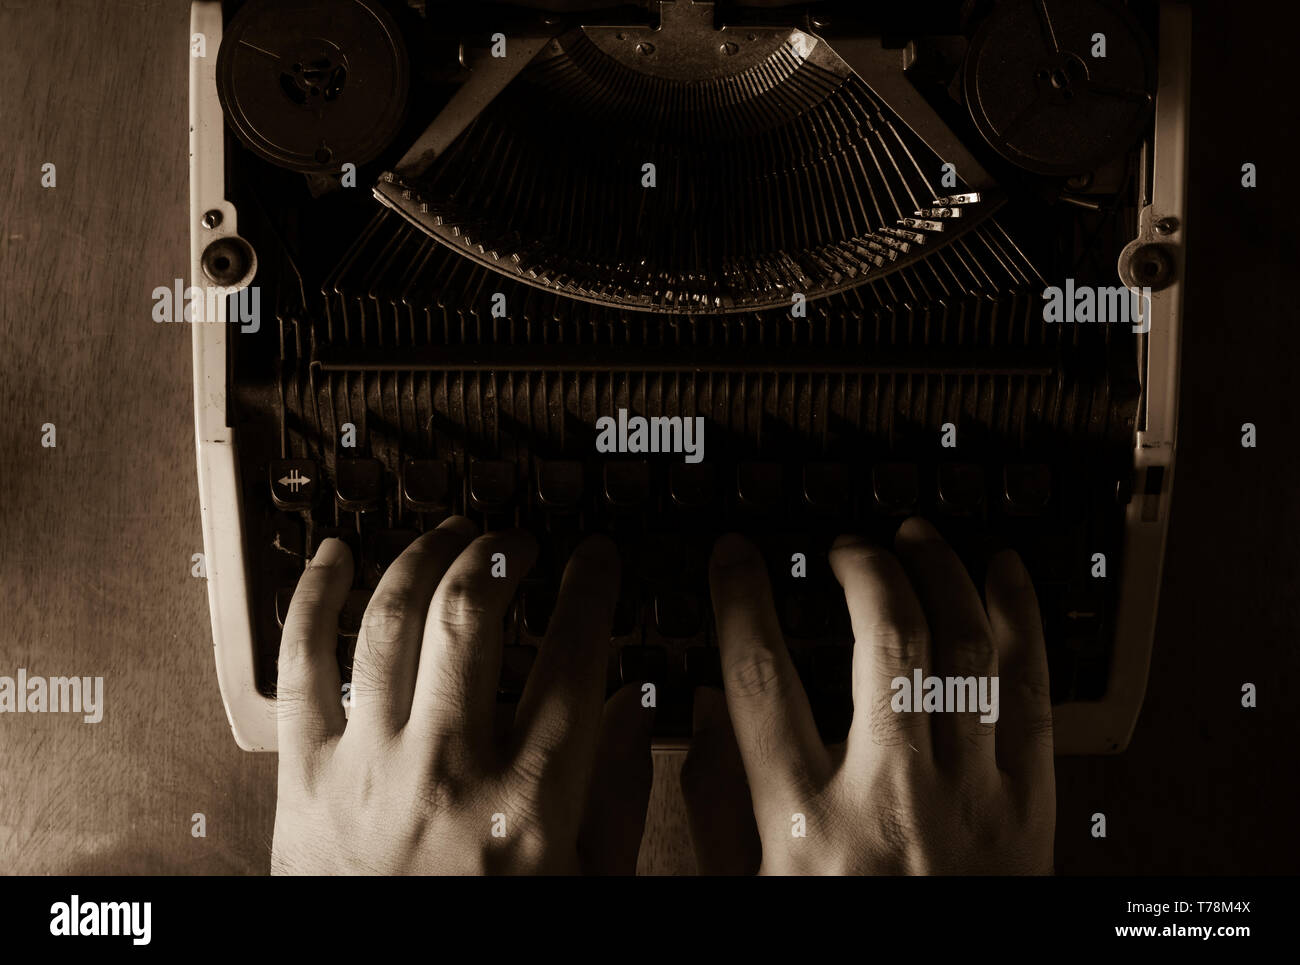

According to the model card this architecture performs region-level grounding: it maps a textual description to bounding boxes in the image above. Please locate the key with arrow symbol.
[270,458,318,510]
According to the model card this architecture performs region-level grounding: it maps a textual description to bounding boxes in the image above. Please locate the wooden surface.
[0,0,696,875]
[1,0,275,874]
[1,0,1295,877]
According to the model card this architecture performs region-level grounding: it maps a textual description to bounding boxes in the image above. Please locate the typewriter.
[189,0,1189,752]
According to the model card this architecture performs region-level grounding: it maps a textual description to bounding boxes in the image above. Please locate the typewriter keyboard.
[252,447,1125,743]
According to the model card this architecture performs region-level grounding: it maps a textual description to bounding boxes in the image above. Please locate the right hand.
[682,517,1056,875]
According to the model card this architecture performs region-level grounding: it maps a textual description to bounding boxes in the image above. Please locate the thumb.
[681,686,762,875]
[577,684,655,874]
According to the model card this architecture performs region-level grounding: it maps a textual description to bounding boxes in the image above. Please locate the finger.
[709,533,829,804]
[348,517,478,738]
[511,535,620,808]
[681,687,762,875]
[985,549,1054,783]
[577,685,655,875]
[277,538,353,758]
[408,529,537,756]
[893,517,999,773]
[828,535,933,766]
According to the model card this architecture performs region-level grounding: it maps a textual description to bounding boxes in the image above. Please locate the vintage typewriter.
[189,0,1188,752]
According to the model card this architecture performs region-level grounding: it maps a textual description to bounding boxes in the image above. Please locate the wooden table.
[1,0,1294,876]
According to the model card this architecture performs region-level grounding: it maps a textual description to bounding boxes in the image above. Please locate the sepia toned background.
[0,0,1296,875]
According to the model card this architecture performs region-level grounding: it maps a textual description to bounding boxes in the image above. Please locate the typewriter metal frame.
[191,0,1189,753]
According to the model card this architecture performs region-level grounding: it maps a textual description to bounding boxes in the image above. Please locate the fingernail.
[895,515,941,543]
[311,537,349,569]
[435,514,479,541]
[831,533,870,550]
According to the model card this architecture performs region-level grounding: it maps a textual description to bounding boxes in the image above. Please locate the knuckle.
[835,543,894,572]
[433,581,494,634]
[724,647,786,699]
[509,751,547,789]
[359,596,417,642]
[476,802,554,873]
[865,625,930,669]
[504,749,561,801]
[943,632,997,672]
[1009,667,1052,706]
[509,736,563,789]
[1026,709,1056,748]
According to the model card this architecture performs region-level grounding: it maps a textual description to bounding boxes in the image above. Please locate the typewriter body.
[189,0,1188,752]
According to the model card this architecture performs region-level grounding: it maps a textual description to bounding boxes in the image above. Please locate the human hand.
[684,517,1055,875]
[271,519,652,875]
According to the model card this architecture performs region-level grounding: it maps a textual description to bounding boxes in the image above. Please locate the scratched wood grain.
[0,0,278,875]
[0,0,695,875]
[2,0,1296,879]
